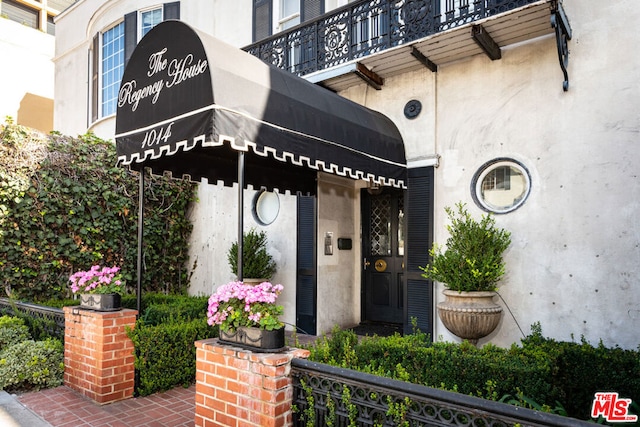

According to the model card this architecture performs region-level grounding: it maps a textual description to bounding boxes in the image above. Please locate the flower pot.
[241,278,268,286]
[219,326,285,352]
[437,290,502,345]
[80,293,122,312]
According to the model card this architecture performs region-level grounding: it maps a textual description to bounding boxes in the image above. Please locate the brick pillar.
[63,307,137,404]
[195,338,310,427]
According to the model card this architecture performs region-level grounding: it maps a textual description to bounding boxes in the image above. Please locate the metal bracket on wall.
[355,63,384,90]
[551,1,572,91]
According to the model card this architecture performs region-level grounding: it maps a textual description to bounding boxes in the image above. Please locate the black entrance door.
[361,188,404,324]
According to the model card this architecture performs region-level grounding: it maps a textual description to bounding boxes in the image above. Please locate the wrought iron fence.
[291,358,594,426]
[0,298,65,339]
[245,0,542,76]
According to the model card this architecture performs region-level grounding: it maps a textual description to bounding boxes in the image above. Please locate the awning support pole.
[237,152,244,281]
[136,169,144,315]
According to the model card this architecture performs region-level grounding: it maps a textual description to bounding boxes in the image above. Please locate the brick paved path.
[18,384,195,427]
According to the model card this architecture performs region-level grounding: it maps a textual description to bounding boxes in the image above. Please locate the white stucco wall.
[340,0,640,349]
[316,174,361,334]
[51,0,640,348]
[187,183,299,330]
[0,18,55,132]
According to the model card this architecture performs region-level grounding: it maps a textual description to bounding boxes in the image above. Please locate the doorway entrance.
[361,188,405,325]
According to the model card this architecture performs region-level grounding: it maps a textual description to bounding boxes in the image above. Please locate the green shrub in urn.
[227,228,277,280]
[420,202,511,292]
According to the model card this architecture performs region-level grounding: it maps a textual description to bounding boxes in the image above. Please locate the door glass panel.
[370,194,391,256]
[397,197,404,257]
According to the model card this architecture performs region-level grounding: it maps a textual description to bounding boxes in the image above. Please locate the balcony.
[244,0,571,91]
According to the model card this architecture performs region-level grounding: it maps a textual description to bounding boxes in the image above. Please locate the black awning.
[115,20,406,194]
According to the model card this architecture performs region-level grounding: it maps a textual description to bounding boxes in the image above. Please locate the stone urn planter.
[437,290,503,345]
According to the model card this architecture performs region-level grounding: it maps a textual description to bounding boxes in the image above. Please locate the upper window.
[471,158,531,214]
[140,8,163,38]
[101,22,125,118]
[1,0,38,29]
[280,0,300,30]
[95,5,172,120]
[252,0,324,42]
[0,0,73,34]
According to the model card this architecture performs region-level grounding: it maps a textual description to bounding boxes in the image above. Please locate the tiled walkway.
[18,384,195,427]
[13,332,344,426]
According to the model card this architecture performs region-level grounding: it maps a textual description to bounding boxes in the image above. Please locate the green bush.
[227,228,277,280]
[304,324,640,421]
[139,295,208,325]
[0,338,64,392]
[0,316,31,349]
[0,120,195,301]
[520,326,640,420]
[127,317,218,397]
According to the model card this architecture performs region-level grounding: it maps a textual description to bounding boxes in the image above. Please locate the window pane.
[2,0,38,29]
[141,8,162,37]
[282,0,300,17]
[280,0,300,30]
[101,22,124,117]
[397,199,404,257]
[47,15,55,35]
[371,194,391,256]
[473,159,531,214]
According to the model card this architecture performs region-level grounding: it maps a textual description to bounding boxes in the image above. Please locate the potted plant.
[69,265,125,311]
[227,228,277,284]
[420,202,511,344]
[207,281,285,351]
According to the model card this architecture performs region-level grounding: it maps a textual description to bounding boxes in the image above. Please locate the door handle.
[374,259,387,272]
[363,258,371,270]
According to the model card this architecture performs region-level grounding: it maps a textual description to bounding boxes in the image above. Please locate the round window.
[471,158,531,214]
[252,190,280,225]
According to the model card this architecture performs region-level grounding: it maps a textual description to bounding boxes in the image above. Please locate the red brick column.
[63,307,138,404]
[195,338,310,427]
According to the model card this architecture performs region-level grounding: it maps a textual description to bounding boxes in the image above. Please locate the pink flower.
[207,281,283,331]
[69,265,125,295]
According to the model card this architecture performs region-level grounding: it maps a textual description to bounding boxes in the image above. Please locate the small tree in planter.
[227,228,277,282]
[420,202,511,344]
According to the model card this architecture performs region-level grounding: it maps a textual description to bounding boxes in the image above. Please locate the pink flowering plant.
[207,281,284,331]
[69,265,125,295]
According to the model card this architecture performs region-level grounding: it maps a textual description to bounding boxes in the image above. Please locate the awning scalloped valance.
[115,20,407,195]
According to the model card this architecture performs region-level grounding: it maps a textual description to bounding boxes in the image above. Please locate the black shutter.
[163,2,180,20]
[253,0,272,42]
[404,166,434,336]
[90,34,99,124]
[124,12,137,67]
[301,0,323,22]
[296,195,317,335]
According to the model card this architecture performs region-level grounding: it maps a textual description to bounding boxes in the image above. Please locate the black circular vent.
[404,100,422,119]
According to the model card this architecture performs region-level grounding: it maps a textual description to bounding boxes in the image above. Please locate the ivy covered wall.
[0,119,196,301]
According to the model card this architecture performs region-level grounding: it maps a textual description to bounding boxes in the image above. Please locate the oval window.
[252,190,280,225]
[472,158,531,214]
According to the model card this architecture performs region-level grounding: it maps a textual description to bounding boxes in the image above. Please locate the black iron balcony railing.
[244,0,545,77]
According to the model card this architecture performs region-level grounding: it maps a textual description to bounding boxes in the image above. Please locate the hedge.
[126,295,217,396]
[304,324,640,421]
[0,315,64,392]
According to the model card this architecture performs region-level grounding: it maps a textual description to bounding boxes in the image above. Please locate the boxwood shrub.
[125,294,216,396]
[0,315,64,392]
[304,323,640,421]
